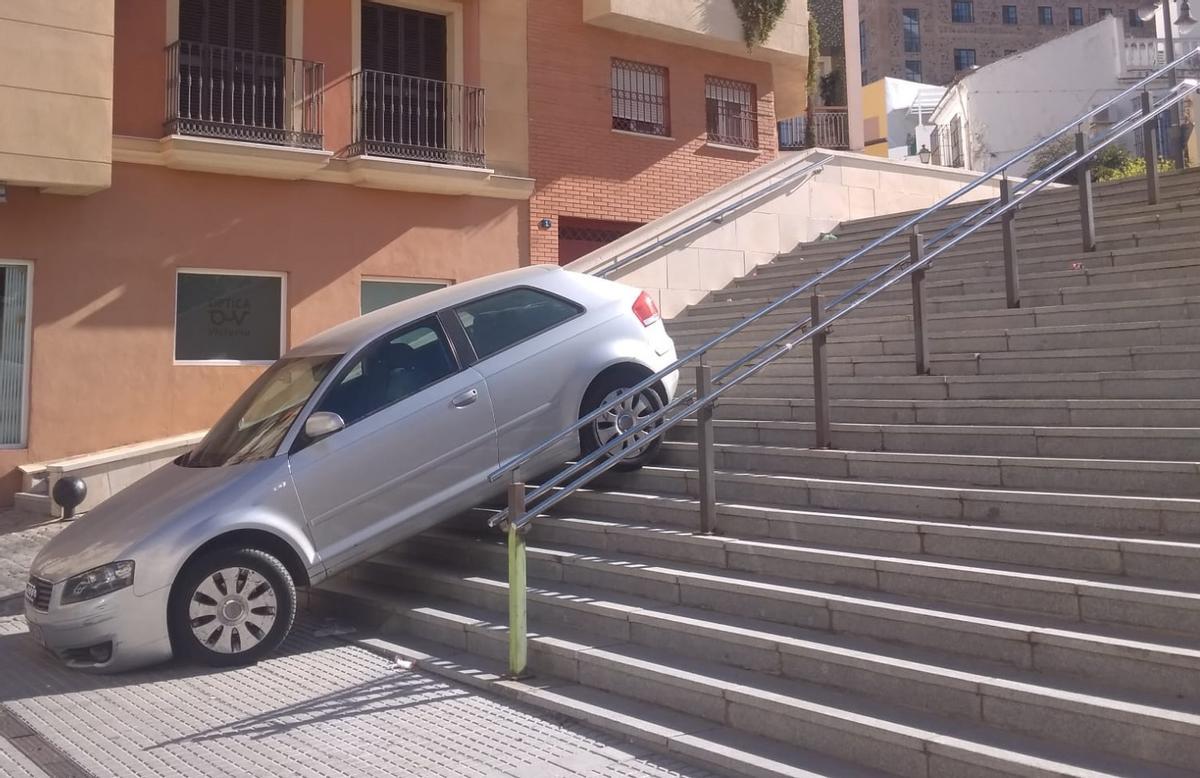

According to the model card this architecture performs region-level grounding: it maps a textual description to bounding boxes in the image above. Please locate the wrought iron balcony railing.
[778,108,851,151]
[351,70,486,168]
[165,40,325,149]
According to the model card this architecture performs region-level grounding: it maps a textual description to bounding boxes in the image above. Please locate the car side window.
[455,288,582,360]
[316,317,457,427]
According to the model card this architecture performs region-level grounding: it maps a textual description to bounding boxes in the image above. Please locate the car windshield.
[182,355,341,468]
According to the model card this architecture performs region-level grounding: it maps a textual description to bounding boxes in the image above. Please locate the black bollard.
[51,477,87,520]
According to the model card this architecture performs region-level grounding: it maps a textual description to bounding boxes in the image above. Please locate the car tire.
[168,547,296,668]
[580,375,664,472]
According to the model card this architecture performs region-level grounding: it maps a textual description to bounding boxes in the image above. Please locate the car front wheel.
[169,547,296,667]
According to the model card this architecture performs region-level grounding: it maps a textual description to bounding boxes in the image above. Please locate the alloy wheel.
[188,567,278,654]
[591,388,658,457]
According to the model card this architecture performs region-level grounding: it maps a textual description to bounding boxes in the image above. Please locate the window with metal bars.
[904,60,923,82]
[954,48,977,70]
[611,59,669,136]
[1069,7,1085,25]
[951,0,974,23]
[557,218,643,265]
[903,9,920,52]
[705,76,758,148]
[1039,6,1054,24]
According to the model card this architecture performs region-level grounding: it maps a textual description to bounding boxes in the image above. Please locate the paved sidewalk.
[0,510,719,777]
[0,510,65,616]
[0,615,720,778]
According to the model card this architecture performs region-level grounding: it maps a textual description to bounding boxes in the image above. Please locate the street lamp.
[918,145,932,164]
[1137,0,1197,168]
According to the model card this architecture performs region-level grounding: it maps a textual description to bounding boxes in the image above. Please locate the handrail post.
[1000,175,1021,308]
[505,479,529,679]
[810,290,832,448]
[909,230,930,375]
[1075,130,1097,252]
[1141,91,1161,206]
[694,363,718,535]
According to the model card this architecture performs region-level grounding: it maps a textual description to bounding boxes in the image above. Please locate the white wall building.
[929,16,1143,175]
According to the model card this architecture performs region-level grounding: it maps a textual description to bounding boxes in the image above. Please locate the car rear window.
[455,288,582,360]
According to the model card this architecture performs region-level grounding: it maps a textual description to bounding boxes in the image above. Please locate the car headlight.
[61,561,135,605]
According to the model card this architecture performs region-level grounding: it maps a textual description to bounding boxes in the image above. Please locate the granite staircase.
[318,168,1200,777]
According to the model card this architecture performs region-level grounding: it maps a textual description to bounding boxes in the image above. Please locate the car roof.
[288,265,596,357]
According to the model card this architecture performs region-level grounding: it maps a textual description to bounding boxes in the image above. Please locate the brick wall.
[526,0,780,265]
[860,1,1156,87]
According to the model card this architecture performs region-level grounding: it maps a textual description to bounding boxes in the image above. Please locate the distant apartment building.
[858,1,1157,86]
[0,0,858,503]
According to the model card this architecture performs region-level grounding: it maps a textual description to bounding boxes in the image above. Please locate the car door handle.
[451,389,479,408]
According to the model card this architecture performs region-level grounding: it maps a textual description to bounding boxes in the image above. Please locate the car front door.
[288,315,499,574]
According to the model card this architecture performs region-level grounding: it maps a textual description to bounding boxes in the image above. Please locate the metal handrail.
[488,51,1200,532]
[492,79,1197,534]
[590,153,833,279]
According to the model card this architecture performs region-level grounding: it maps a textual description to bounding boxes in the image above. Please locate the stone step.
[666,418,1199,461]
[687,318,1200,363]
[434,523,1200,636]
[691,344,1200,380]
[13,491,51,515]
[656,440,1200,497]
[777,216,1200,289]
[708,397,1200,428]
[312,579,882,778]
[667,293,1200,342]
[409,517,1200,704]
[548,491,1200,584]
[701,368,1200,401]
[764,216,1200,284]
[354,549,1200,776]
[828,169,1200,238]
[725,244,1200,303]
[319,574,1195,778]
[827,188,1200,247]
[680,272,1200,325]
[596,465,1200,538]
[781,202,1200,270]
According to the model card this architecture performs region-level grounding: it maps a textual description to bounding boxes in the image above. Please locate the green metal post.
[506,480,528,679]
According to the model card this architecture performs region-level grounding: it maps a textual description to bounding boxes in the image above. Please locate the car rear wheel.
[580,376,664,471]
[169,547,295,667]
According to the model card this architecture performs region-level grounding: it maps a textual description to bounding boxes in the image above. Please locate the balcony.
[1123,37,1200,74]
[582,0,807,65]
[778,109,851,151]
[350,70,486,169]
[165,40,324,149]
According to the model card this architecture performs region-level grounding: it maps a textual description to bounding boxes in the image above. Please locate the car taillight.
[632,291,660,327]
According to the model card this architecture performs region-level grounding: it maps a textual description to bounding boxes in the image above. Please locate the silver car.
[25,266,678,671]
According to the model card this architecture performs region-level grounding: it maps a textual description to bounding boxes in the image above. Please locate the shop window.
[175,270,284,362]
[361,279,449,315]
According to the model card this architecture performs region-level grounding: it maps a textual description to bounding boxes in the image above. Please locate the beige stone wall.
[480,0,530,177]
[0,0,114,194]
[567,149,1004,317]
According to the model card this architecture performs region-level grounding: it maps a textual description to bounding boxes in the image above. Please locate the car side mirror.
[304,412,345,441]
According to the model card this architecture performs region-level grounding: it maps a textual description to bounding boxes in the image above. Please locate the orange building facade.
[0,0,840,503]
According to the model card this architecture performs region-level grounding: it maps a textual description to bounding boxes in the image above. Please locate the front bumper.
[23,582,173,673]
